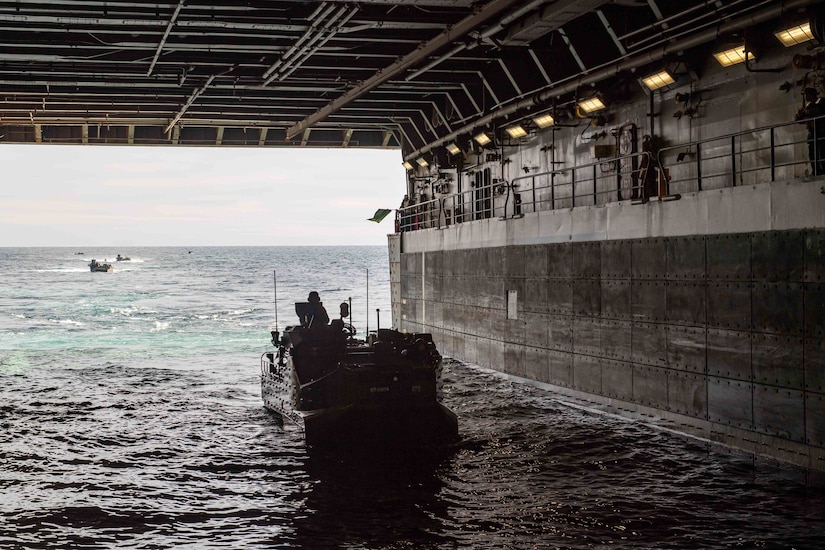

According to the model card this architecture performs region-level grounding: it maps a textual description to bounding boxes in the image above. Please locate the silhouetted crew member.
[307,291,330,326]
[796,87,825,176]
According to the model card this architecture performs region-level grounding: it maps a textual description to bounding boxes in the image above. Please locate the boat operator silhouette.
[307,291,330,326]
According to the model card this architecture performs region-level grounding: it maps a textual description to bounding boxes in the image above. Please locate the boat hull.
[260,329,458,449]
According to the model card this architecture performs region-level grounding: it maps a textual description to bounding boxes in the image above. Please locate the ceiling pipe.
[405,0,821,161]
[285,0,525,140]
[271,7,359,83]
[146,0,185,77]
[404,0,555,82]
[262,2,336,80]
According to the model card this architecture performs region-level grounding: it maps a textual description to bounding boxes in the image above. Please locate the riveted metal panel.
[442,249,455,277]
[425,250,442,277]
[573,279,601,316]
[451,331,466,359]
[804,338,825,393]
[707,233,750,281]
[752,334,803,389]
[708,329,751,381]
[432,274,445,303]
[631,280,667,322]
[572,316,600,355]
[667,235,706,280]
[632,364,668,409]
[491,315,523,345]
[549,315,572,351]
[465,334,491,366]
[804,229,825,283]
[707,281,751,330]
[490,338,505,371]
[549,350,573,386]
[430,300,444,329]
[524,312,549,348]
[753,384,805,442]
[602,239,631,279]
[631,238,666,279]
[601,319,632,361]
[805,283,825,338]
[573,355,602,394]
[752,230,804,282]
[488,247,506,277]
[632,321,667,366]
[504,343,526,377]
[708,377,753,429]
[506,245,527,279]
[548,242,572,278]
[524,278,548,314]
[572,241,601,278]
[752,282,803,335]
[462,248,479,278]
[525,346,551,383]
[524,245,549,277]
[488,277,506,311]
[474,304,494,336]
[806,392,825,446]
[667,325,707,374]
[668,371,708,418]
[602,359,633,400]
[423,272,438,301]
[602,280,632,320]
[547,279,573,314]
[666,281,707,327]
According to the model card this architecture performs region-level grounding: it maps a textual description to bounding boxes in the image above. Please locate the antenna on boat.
[271,270,280,347]
[366,268,369,336]
[376,308,380,332]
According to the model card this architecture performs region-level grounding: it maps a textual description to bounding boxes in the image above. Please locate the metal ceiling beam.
[147,0,185,76]
[284,0,524,140]
[405,0,821,160]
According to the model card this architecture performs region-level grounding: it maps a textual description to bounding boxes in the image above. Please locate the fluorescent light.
[474,132,491,146]
[402,161,413,170]
[446,143,461,155]
[533,113,555,128]
[642,70,675,91]
[775,22,814,46]
[505,125,527,138]
[416,157,429,167]
[577,97,606,113]
[713,46,751,67]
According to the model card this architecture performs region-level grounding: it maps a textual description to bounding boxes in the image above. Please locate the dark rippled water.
[2,246,824,549]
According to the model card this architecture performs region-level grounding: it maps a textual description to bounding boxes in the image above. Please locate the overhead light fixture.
[505,125,527,139]
[533,113,555,128]
[642,70,675,91]
[713,46,751,67]
[402,161,414,170]
[577,97,606,114]
[474,132,492,146]
[416,157,429,167]
[775,22,815,47]
[446,143,461,155]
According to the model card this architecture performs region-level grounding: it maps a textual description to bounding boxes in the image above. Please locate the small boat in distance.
[261,294,458,449]
[116,254,131,261]
[88,259,113,273]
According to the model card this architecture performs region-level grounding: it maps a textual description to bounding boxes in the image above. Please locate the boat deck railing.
[396,114,823,232]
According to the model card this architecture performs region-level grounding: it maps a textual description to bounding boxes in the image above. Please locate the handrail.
[397,114,821,232]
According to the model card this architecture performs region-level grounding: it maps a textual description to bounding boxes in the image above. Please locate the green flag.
[368,208,392,223]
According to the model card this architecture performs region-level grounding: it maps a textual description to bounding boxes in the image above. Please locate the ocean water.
[1,246,824,549]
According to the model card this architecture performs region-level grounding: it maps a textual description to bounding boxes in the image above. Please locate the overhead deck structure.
[1,0,815,152]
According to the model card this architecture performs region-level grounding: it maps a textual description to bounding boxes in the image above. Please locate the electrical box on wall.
[592,144,614,158]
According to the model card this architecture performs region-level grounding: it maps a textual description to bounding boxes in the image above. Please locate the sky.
[0,144,407,247]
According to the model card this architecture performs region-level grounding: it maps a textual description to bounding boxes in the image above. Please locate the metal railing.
[397,114,820,232]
